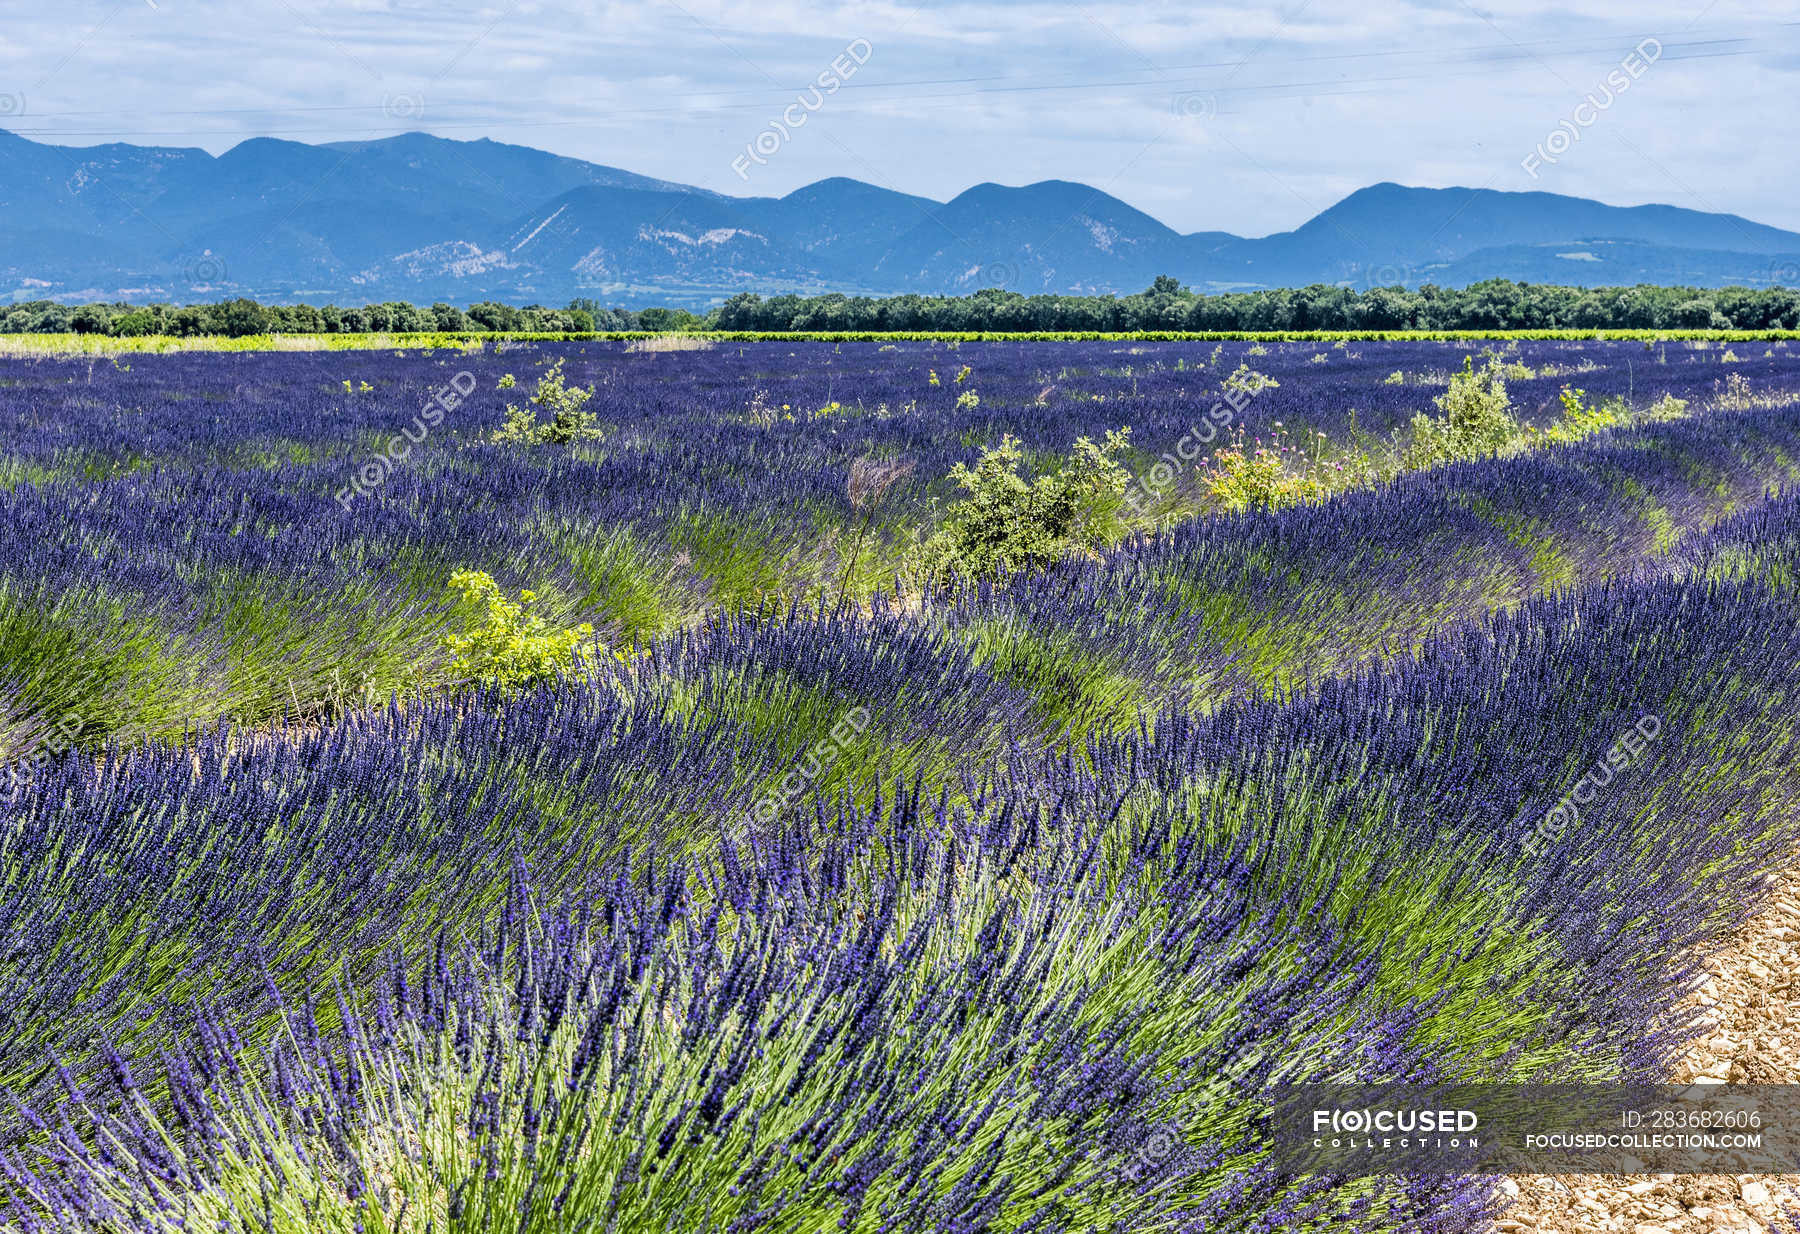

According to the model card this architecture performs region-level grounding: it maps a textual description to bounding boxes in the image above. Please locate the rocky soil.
[1502,871,1800,1232]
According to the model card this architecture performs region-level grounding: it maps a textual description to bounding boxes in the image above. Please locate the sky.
[0,0,1795,237]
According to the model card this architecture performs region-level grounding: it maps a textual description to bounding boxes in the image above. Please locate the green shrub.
[441,570,596,690]
[1202,424,1327,511]
[1405,353,1518,465]
[1222,363,1279,396]
[922,429,1131,582]
[1535,384,1635,444]
[1436,353,1517,446]
[492,361,601,445]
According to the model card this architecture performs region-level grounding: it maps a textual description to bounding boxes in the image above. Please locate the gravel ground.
[1502,871,1800,1232]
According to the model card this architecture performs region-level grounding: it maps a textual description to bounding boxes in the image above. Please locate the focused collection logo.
[1311,1107,1480,1150]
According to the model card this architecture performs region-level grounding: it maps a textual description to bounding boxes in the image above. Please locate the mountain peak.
[1,130,1795,305]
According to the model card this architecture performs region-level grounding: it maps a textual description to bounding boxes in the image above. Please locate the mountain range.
[3,129,1797,308]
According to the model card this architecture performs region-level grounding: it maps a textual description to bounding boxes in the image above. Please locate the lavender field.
[4,337,1800,1231]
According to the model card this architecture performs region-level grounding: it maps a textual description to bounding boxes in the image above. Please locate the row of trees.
[712,278,1800,332]
[4,278,1800,336]
[0,298,701,338]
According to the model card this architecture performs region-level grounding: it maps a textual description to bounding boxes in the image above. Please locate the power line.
[0,41,1768,143]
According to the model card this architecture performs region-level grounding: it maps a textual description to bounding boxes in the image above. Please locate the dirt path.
[1501,871,1800,1233]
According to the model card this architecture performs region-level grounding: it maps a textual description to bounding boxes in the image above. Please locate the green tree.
[467,301,522,332]
[431,302,470,331]
[492,361,601,446]
[109,308,160,337]
[70,304,112,334]
[638,307,698,332]
[207,299,271,337]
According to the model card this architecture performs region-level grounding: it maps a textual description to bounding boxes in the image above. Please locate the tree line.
[712,277,1800,332]
[0,298,696,337]
[5,278,1800,336]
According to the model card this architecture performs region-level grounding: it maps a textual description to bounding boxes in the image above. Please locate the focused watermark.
[974,260,1021,291]
[1521,712,1661,858]
[1120,371,1268,522]
[335,370,475,511]
[1273,1083,1797,1176]
[5,709,87,803]
[731,39,874,180]
[1351,262,1416,291]
[1522,38,1662,179]
[181,251,229,287]
[383,93,425,122]
[1171,91,1217,121]
[1107,1040,1264,1192]
[736,706,872,842]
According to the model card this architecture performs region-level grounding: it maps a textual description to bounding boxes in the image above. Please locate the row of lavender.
[935,400,1800,724]
[9,337,1773,469]
[5,488,1800,1230]
[0,338,1795,748]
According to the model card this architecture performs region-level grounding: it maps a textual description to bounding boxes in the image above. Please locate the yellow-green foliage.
[1718,371,1758,409]
[492,361,601,445]
[1203,424,1326,511]
[1525,388,1689,447]
[1536,385,1635,444]
[442,570,596,690]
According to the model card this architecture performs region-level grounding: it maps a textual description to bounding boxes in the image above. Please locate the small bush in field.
[922,428,1131,581]
[1405,353,1518,465]
[492,360,601,445]
[442,570,595,690]
[1533,384,1638,444]
[1222,363,1279,397]
[1203,424,1327,511]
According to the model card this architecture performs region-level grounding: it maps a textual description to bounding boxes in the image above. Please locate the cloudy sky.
[0,0,1793,235]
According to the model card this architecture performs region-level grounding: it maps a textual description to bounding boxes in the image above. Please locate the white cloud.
[0,0,1796,233]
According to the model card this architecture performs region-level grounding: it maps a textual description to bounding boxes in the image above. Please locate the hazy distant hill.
[2,130,1797,307]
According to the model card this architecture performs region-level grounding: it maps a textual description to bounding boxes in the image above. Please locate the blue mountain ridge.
[1,130,1795,307]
